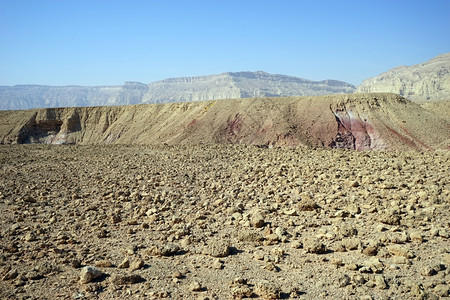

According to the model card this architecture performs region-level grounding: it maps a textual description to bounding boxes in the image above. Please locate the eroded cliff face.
[357,53,450,102]
[0,71,355,110]
[0,93,448,150]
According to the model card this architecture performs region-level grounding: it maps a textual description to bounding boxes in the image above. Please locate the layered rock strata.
[0,93,448,150]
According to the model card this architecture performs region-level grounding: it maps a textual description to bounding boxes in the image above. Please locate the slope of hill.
[0,72,355,110]
[420,101,450,122]
[0,93,448,150]
[357,53,450,102]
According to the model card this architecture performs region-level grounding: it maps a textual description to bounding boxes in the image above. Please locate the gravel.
[0,144,448,299]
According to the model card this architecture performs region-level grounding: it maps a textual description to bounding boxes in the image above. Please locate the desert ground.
[0,144,449,299]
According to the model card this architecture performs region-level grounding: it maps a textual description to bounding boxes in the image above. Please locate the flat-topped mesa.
[0,93,448,151]
[0,71,356,110]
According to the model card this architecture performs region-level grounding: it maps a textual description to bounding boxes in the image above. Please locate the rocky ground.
[0,144,449,299]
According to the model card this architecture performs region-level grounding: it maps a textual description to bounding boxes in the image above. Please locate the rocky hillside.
[357,53,450,102]
[0,72,355,110]
[0,93,448,150]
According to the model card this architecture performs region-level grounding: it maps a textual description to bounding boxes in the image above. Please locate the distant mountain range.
[1,53,449,110]
[0,71,355,110]
[357,53,450,102]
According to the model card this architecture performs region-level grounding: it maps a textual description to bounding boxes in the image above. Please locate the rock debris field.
[0,144,449,299]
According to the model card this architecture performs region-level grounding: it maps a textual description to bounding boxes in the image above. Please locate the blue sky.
[0,0,449,86]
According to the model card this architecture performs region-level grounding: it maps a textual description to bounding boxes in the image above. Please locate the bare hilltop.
[0,93,448,151]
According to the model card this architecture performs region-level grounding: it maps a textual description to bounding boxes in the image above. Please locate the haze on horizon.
[0,0,449,87]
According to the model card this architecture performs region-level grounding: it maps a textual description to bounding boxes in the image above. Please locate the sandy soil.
[0,144,449,299]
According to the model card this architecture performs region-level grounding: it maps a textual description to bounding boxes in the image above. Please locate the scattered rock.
[262,262,279,272]
[264,233,280,245]
[284,208,297,216]
[24,232,36,242]
[109,274,145,285]
[341,237,361,250]
[333,242,346,252]
[204,240,231,257]
[238,231,264,243]
[250,212,265,228]
[79,266,103,284]
[127,219,138,225]
[433,283,450,297]
[352,274,366,285]
[337,274,350,287]
[126,245,137,255]
[391,232,409,244]
[1,143,449,299]
[253,250,265,260]
[129,259,144,271]
[161,244,180,256]
[95,260,113,268]
[26,271,44,280]
[146,245,162,256]
[346,180,360,188]
[2,269,18,281]
[212,259,224,269]
[409,231,423,242]
[387,245,414,258]
[362,246,378,256]
[346,203,361,215]
[303,239,327,254]
[298,196,319,211]
[420,266,436,276]
[118,258,130,269]
[274,227,286,240]
[290,240,303,249]
[391,256,409,265]
[111,214,122,224]
[22,195,36,203]
[71,260,81,268]
[375,225,388,232]
[420,263,444,276]
[443,253,450,265]
[254,280,281,299]
[190,280,203,292]
[374,275,387,289]
[379,211,401,225]
[362,257,384,273]
[338,224,358,237]
[438,229,449,238]
[231,285,253,299]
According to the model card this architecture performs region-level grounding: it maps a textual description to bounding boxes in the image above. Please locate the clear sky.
[0,0,449,86]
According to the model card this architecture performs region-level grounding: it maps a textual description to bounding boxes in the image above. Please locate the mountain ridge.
[0,71,355,110]
[2,53,449,110]
[357,53,450,102]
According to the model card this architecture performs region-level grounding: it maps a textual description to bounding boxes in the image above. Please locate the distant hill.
[357,53,450,102]
[0,71,355,110]
[1,93,448,150]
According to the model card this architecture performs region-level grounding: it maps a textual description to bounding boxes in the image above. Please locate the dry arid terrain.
[0,144,449,299]
[0,94,449,151]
